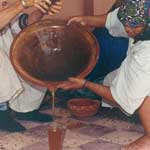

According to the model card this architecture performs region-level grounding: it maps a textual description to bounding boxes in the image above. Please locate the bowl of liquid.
[67,98,101,118]
[10,20,99,88]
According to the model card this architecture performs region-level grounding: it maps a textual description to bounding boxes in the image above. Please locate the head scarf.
[117,0,150,27]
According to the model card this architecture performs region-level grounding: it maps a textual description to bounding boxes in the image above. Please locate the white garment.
[105,8,128,38]
[103,8,150,115]
[0,16,46,112]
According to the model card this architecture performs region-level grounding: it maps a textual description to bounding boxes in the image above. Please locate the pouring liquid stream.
[51,88,55,121]
[48,87,57,122]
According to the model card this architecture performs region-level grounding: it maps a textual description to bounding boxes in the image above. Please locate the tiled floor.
[0,107,144,150]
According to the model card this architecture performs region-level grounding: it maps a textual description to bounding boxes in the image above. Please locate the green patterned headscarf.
[117,0,150,27]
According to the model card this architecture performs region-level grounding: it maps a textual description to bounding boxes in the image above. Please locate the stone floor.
[0,105,144,150]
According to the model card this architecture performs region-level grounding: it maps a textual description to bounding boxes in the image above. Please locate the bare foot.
[121,135,150,150]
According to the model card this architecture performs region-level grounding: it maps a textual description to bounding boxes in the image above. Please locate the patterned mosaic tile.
[22,129,98,150]
[24,124,50,139]
[74,115,101,123]
[20,138,48,150]
[54,118,87,129]
[0,130,10,137]
[73,124,115,138]
[93,118,144,133]
[63,147,82,150]
[99,130,143,145]
[126,124,144,133]
[63,129,96,148]
[0,144,9,150]
[20,138,122,150]
[17,120,45,130]
[79,139,121,150]
[0,133,39,150]
[0,107,145,150]
[41,108,71,118]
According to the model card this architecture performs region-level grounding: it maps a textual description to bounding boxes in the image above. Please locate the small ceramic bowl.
[67,98,101,118]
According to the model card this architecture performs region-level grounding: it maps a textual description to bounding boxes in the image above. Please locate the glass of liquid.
[48,125,66,150]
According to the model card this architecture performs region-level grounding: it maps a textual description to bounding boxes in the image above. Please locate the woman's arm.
[27,1,63,25]
[68,14,108,28]
[19,0,63,29]
[57,77,117,105]
[84,80,116,104]
[0,0,54,30]
[0,1,24,30]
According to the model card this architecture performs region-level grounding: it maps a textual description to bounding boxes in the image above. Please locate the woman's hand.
[26,0,51,13]
[68,15,107,28]
[26,0,63,14]
[48,1,63,15]
[27,1,62,25]
[57,77,87,90]
[67,16,90,26]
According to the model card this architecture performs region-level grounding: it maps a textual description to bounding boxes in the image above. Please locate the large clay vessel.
[10,20,99,88]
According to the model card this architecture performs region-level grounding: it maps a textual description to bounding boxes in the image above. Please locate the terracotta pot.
[10,20,99,88]
[67,98,101,118]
